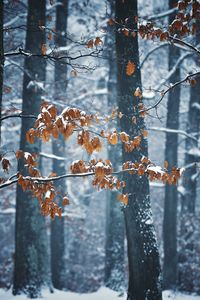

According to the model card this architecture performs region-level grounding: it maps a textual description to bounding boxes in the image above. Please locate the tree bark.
[163,0,180,289]
[182,20,200,214]
[178,20,200,293]
[115,1,162,299]
[105,1,125,290]
[13,1,51,297]
[0,0,4,145]
[50,2,68,290]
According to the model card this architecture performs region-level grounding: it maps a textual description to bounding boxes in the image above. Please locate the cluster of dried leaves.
[71,159,125,192]
[69,156,183,206]
[26,101,93,142]
[26,101,146,155]
[123,156,182,185]
[0,95,183,218]
[108,0,200,42]
[3,0,195,217]
[87,37,103,48]
[14,150,70,218]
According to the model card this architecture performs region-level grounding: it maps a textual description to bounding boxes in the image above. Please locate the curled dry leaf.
[134,87,142,98]
[2,158,11,172]
[41,44,47,55]
[117,194,129,205]
[126,60,136,76]
[94,37,103,46]
[63,196,70,206]
[87,39,94,48]
[141,130,148,137]
[164,160,169,169]
[107,132,118,145]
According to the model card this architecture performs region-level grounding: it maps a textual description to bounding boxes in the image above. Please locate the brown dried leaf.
[126,60,136,76]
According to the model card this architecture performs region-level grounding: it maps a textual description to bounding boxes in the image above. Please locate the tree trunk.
[178,20,200,293]
[115,1,162,299]
[105,1,125,290]
[182,21,200,214]
[13,1,51,297]
[163,0,180,289]
[50,0,68,290]
[0,0,4,145]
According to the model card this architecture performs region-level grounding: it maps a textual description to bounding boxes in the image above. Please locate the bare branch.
[3,13,26,29]
[148,127,198,142]
[40,152,67,161]
[0,113,37,122]
[144,7,178,21]
[0,178,18,189]
[140,43,169,69]
[4,48,102,62]
[155,53,192,91]
[169,35,200,56]
[143,71,200,113]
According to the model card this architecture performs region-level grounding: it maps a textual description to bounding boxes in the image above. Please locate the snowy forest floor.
[0,287,200,300]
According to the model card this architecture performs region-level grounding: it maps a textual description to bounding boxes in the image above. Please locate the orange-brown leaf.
[16,150,24,159]
[164,160,169,169]
[41,44,47,55]
[117,194,129,205]
[94,37,103,46]
[108,132,118,145]
[134,87,142,98]
[126,60,136,76]
[87,39,94,48]
[141,130,148,137]
[63,196,70,206]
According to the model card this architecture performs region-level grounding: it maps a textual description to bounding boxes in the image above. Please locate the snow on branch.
[3,13,26,29]
[40,152,67,161]
[140,43,169,69]
[0,113,37,122]
[148,127,198,142]
[169,35,200,56]
[3,3,62,29]
[143,71,200,113]
[192,102,200,111]
[145,7,178,21]
[4,48,103,70]
[143,53,191,100]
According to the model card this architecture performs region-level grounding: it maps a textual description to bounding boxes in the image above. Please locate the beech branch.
[0,167,139,190]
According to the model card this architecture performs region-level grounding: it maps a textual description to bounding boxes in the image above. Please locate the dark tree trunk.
[0,0,4,145]
[178,20,200,293]
[182,21,200,214]
[13,1,51,297]
[115,1,162,299]
[163,0,181,289]
[105,0,125,290]
[51,0,68,290]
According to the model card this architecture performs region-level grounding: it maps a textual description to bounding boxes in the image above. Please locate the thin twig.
[0,113,37,122]
[142,71,200,113]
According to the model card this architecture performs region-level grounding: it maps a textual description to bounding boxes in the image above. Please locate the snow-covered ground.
[0,287,200,300]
